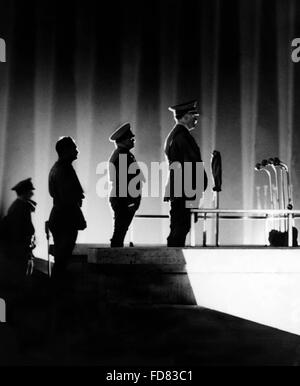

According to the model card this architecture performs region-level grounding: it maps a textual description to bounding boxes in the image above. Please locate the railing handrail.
[134,210,300,216]
[191,209,300,215]
[135,214,169,218]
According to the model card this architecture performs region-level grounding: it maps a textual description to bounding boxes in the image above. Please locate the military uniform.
[48,158,86,277]
[108,123,143,247]
[0,178,36,281]
[4,198,35,272]
[164,101,207,247]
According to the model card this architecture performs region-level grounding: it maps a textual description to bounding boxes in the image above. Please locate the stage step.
[88,247,188,264]
[36,245,300,336]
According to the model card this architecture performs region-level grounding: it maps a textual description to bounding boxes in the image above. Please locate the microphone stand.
[273,159,286,232]
[256,186,261,210]
[266,159,281,230]
[255,163,274,209]
[263,185,268,209]
[277,160,293,210]
[280,168,287,231]
[255,163,275,237]
[274,158,294,240]
[265,159,280,209]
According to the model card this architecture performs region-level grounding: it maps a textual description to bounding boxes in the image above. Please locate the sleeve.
[51,167,84,206]
[7,202,34,243]
[23,206,35,240]
[108,153,119,184]
[173,133,201,163]
[130,154,146,183]
[174,132,208,192]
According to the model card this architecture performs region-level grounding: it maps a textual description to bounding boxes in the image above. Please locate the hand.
[26,259,34,276]
[30,235,36,249]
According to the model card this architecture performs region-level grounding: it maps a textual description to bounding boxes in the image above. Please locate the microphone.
[273,157,288,171]
[273,157,280,166]
[256,161,270,170]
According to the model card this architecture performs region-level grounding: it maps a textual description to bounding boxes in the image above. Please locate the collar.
[174,123,191,133]
[18,198,37,211]
[180,123,190,131]
[116,145,130,153]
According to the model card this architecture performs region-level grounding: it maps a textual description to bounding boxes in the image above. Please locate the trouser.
[167,198,191,247]
[50,227,78,279]
[109,198,140,247]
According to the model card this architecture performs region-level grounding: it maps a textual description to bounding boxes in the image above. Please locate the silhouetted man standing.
[1,178,36,280]
[48,136,86,279]
[164,100,207,247]
[108,123,144,247]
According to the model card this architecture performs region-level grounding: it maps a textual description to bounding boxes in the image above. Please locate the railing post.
[129,221,134,245]
[265,215,269,246]
[203,212,207,247]
[215,192,220,247]
[288,212,293,247]
[190,211,196,247]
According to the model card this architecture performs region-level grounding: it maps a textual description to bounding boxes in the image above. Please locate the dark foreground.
[1,261,300,367]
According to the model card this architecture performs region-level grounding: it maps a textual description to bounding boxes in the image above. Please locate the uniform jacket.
[164,124,207,202]
[3,198,35,245]
[48,159,86,231]
[108,147,144,205]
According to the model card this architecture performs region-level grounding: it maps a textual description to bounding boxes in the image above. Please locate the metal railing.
[190,209,300,247]
[130,209,300,247]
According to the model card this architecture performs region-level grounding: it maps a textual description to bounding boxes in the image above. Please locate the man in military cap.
[108,123,145,247]
[0,178,36,279]
[48,136,86,279]
[164,100,207,247]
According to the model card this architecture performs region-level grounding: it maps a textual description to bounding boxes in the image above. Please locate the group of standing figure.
[0,99,207,280]
[108,99,207,249]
